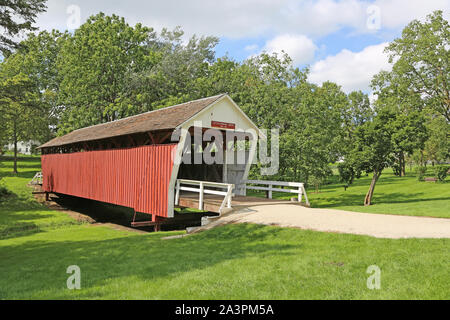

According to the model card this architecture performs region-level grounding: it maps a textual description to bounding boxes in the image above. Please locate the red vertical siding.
[41,144,177,217]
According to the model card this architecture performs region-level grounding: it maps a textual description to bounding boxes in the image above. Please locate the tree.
[346,108,428,205]
[337,162,357,190]
[347,109,395,205]
[345,91,373,132]
[129,27,219,109]
[375,10,449,122]
[424,116,450,164]
[371,10,449,174]
[390,111,428,176]
[0,55,45,173]
[13,30,66,141]
[0,0,47,55]
[57,13,158,134]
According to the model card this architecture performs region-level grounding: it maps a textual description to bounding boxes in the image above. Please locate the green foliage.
[55,14,219,134]
[0,0,47,55]
[337,162,355,188]
[424,117,450,163]
[415,166,427,181]
[0,52,49,172]
[434,165,448,182]
[372,10,449,122]
[371,10,449,176]
[57,13,158,133]
[347,109,396,175]
[342,107,428,205]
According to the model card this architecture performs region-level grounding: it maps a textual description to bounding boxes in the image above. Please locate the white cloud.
[244,44,259,52]
[262,34,318,65]
[309,42,391,93]
[35,0,450,39]
[375,0,450,29]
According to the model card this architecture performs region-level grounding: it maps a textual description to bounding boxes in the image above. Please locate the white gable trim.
[176,94,265,139]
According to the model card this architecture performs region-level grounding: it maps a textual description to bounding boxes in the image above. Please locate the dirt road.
[214,204,450,238]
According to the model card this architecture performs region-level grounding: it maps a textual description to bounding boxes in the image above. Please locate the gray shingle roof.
[39,94,225,149]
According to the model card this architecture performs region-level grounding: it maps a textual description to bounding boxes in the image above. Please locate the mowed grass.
[0,156,81,239]
[0,155,449,299]
[250,168,450,218]
[1,223,449,299]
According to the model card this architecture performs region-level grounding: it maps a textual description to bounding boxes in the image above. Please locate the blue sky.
[30,0,450,94]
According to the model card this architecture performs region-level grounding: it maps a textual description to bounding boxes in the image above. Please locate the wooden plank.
[131,221,159,227]
[245,186,299,193]
[245,180,303,187]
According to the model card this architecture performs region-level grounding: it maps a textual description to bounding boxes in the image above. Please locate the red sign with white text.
[211,120,235,129]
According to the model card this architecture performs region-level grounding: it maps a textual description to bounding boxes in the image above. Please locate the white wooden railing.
[29,171,43,185]
[241,180,309,205]
[175,179,234,213]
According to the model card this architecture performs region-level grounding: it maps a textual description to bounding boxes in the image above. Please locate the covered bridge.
[38,94,308,228]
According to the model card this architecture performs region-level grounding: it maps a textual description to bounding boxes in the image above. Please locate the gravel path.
[216,204,450,239]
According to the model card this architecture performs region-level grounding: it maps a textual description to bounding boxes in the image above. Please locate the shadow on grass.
[0,155,40,163]
[0,170,39,179]
[0,192,80,240]
[0,224,297,298]
[51,194,216,232]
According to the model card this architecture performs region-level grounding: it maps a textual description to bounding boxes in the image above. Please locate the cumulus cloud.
[309,42,391,93]
[375,0,450,29]
[35,0,450,38]
[262,34,318,65]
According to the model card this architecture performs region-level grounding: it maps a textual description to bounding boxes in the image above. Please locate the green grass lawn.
[250,168,450,218]
[0,156,81,239]
[0,155,449,299]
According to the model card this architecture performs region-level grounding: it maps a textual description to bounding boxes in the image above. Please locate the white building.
[5,140,40,155]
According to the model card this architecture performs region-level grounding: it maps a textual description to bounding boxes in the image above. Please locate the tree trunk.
[400,152,406,176]
[364,170,380,206]
[420,150,425,167]
[13,119,18,174]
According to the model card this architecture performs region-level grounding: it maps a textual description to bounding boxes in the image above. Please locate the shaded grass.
[0,155,81,239]
[1,223,448,299]
[0,155,448,299]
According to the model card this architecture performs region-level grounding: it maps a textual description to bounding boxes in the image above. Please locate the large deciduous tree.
[0,54,46,173]
[346,108,428,206]
[374,10,449,121]
[57,13,158,133]
[15,30,66,140]
[0,0,47,55]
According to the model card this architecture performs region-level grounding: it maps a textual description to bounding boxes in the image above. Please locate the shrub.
[0,176,12,199]
[434,165,449,182]
[415,166,427,181]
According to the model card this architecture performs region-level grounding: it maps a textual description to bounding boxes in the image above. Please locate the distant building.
[5,140,40,155]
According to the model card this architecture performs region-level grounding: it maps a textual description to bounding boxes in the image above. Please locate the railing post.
[227,185,232,208]
[175,179,180,205]
[199,181,204,210]
[298,185,302,202]
[268,184,272,199]
[302,185,310,206]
